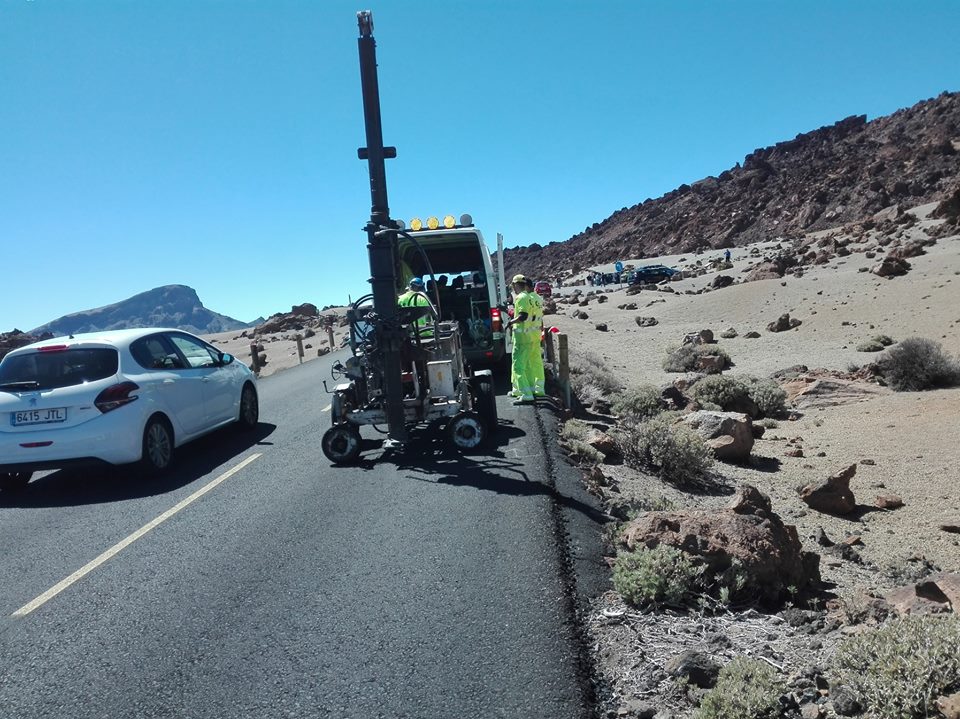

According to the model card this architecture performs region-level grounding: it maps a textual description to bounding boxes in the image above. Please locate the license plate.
[12,408,67,426]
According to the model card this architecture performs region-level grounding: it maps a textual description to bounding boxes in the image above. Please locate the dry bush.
[744,377,788,417]
[612,384,666,423]
[662,344,731,373]
[612,545,701,607]
[832,615,960,718]
[691,375,751,410]
[694,657,785,719]
[690,375,787,418]
[569,350,624,401]
[875,337,960,391]
[617,416,714,487]
[559,419,603,466]
[857,334,894,352]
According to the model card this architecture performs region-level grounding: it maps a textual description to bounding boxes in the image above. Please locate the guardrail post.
[295,334,304,363]
[557,333,570,408]
[249,342,261,374]
[327,324,335,349]
[544,330,556,370]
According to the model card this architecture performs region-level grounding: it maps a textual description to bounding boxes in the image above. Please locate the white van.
[397,215,510,368]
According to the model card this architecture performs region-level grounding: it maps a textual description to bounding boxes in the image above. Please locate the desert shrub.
[559,420,603,465]
[690,375,787,418]
[612,545,701,607]
[857,338,885,352]
[569,350,624,397]
[559,418,592,443]
[756,418,779,429]
[618,416,714,486]
[744,377,788,417]
[695,657,785,719]
[875,337,960,391]
[691,375,750,409]
[832,616,960,718]
[662,344,731,373]
[565,440,604,466]
[612,384,666,422]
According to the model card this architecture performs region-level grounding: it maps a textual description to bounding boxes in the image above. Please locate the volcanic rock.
[799,464,857,515]
[620,484,820,603]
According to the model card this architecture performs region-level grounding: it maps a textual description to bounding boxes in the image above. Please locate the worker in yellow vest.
[506,274,540,404]
[526,278,546,397]
[397,277,433,338]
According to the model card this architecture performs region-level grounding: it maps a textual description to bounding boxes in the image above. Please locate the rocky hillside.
[503,91,960,279]
[30,285,251,337]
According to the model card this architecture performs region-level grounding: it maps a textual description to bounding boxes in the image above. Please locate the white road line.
[321,404,331,412]
[12,453,263,619]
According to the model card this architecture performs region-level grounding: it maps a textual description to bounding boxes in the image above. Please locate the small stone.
[874,494,904,510]
[832,685,862,716]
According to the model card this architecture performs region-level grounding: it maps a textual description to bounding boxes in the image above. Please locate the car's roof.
[9,328,187,354]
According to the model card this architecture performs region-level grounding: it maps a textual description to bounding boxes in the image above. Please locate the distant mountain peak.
[30,284,252,336]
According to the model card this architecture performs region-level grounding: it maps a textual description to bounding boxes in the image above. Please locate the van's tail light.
[490,307,503,332]
[95,381,140,413]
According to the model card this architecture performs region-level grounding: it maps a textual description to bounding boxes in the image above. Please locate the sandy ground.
[201,312,349,380]
[555,206,960,717]
[551,206,960,579]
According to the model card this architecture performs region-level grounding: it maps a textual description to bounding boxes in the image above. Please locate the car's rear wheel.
[140,416,174,476]
[0,472,32,493]
[237,383,259,430]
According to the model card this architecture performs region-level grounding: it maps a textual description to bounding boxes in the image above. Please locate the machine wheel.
[0,472,32,493]
[236,383,259,430]
[322,425,362,464]
[447,412,486,452]
[474,377,498,433]
[140,416,174,476]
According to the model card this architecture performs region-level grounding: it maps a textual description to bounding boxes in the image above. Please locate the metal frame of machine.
[319,12,498,465]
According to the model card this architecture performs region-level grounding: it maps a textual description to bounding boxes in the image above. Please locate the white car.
[0,328,259,491]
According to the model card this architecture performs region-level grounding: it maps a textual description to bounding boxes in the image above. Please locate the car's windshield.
[0,348,118,391]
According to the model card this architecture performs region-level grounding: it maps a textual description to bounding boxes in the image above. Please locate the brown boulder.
[885,572,960,616]
[799,464,857,515]
[937,692,960,719]
[682,410,754,461]
[291,302,319,317]
[621,484,820,603]
[871,255,911,277]
[767,313,802,332]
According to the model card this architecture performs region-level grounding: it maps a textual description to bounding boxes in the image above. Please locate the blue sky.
[2,0,959,332]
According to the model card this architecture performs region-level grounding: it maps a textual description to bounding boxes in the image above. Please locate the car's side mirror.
[219,353,235,366]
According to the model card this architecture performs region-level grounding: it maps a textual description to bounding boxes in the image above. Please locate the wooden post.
[326,325,335,349]
[544,330,556,370]
[249,342,260,374]
[295,334,304,363]
[558,333,570,408]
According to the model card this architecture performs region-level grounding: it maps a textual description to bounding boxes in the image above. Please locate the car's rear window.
[0,348,119,391]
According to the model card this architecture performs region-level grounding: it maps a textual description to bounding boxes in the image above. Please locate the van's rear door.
[497,232,511,354]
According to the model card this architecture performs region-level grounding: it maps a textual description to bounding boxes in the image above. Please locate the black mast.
[356,10,407,443]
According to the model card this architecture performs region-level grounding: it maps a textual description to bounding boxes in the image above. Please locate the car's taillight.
[95,381,140,413]
[38,345,69,352]
[490,307,503,332]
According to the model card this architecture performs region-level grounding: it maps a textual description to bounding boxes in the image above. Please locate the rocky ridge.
[502,91,960,280]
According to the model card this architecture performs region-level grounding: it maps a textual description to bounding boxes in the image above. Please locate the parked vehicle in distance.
[629,264,680,284]
[0,328,259,491]
[533,280,552,298]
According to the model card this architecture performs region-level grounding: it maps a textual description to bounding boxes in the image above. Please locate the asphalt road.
[0,350,606,719]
